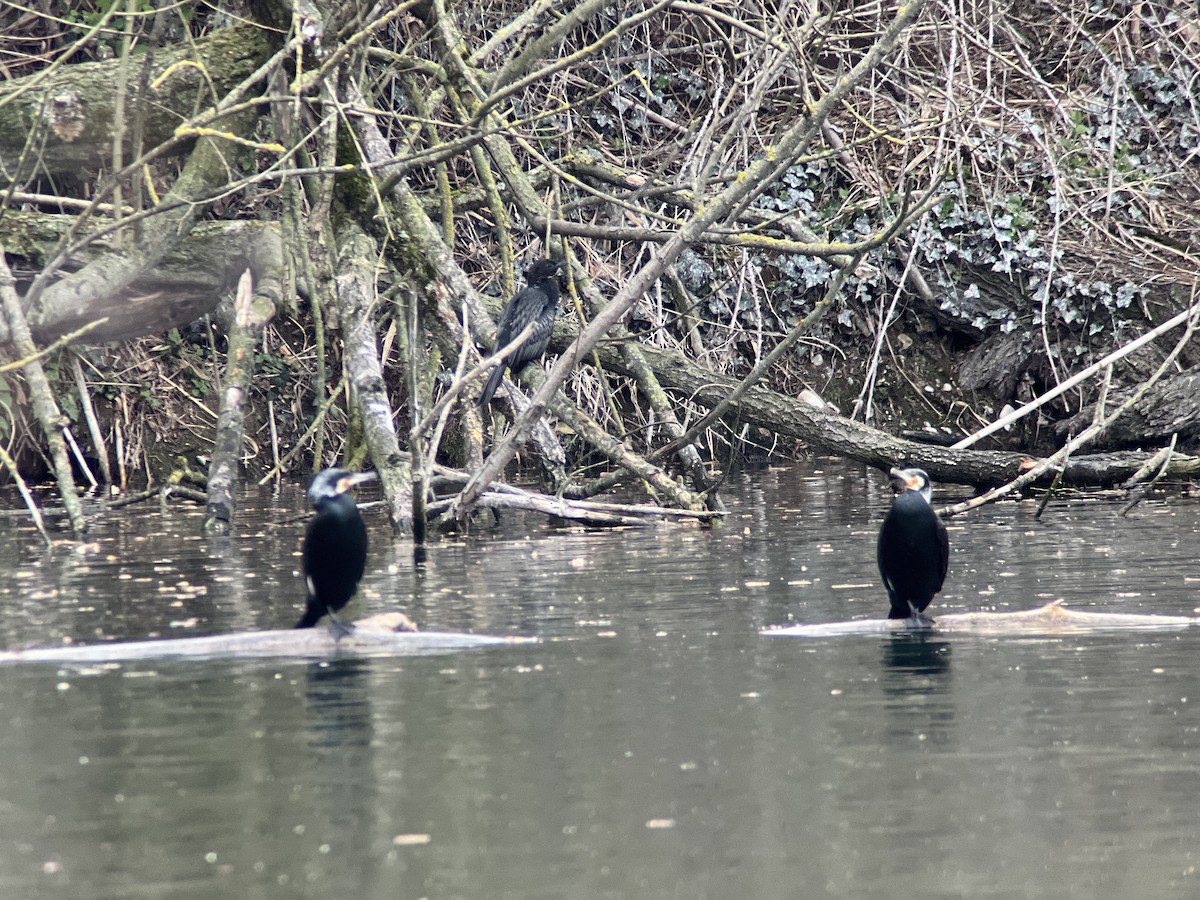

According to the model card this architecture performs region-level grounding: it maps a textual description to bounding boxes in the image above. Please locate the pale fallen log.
[0,613,535,665]
[761,600,1196,638]
[425,485,723,526]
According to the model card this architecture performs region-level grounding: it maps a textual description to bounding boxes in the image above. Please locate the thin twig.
[1119,434,1177,517]
[70,350,112,484]
[0,319,111,374]
[0,443,50,543]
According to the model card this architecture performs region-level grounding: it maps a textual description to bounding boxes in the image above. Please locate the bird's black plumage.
[296,468,376,633]
[877,467,949,622]
[478,258,564,407]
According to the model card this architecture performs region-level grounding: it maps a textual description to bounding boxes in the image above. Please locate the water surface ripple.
[0,462,1198,899]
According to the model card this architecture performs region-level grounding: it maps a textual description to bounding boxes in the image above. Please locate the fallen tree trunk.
[583,335,1200,489]
[17,126,257,346]
[1055,368,1200,449]
[0,213,283,344]
[0,614,533,665]
[0,26,272,178]
[762,600,1197,637]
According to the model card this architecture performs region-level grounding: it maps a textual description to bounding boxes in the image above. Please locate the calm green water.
[1,463,1199,898]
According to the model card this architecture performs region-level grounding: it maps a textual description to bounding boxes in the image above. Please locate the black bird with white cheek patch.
[478,258,564,408]
[876,467,949,624]
[296,468,377,635]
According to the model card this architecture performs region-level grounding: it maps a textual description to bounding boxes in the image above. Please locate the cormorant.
[876,467,949,624]
[478,258,564,408]
[296,468,377,634]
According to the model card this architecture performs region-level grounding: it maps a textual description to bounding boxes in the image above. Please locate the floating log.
[0,613,535,664]
[761,601,1197,638]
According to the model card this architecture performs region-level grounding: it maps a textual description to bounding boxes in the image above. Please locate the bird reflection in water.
[881,633,955,747]
[878,633,960,753]
[882,632,952,685]
[302,657,378,880]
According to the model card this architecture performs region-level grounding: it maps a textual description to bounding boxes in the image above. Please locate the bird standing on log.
[478,258,565,408]
[876,467,949,625]
[296,468,377,635]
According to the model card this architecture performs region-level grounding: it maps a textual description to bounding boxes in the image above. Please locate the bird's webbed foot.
[907,603,935,629]
[326,610,357,640]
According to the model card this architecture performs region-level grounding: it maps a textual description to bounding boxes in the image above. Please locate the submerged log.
[0,613,535,664]
[762,600,1197,637]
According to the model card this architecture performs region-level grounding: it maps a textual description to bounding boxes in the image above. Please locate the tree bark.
[334,220,413,531]
[0,26,272,177]
[203,268,276,534]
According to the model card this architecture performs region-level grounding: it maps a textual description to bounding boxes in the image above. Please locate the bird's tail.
[478,363,506,407]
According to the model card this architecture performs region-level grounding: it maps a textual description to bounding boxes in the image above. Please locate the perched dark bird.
[478,258,564,408]
[296,468,377,634]
[877,467,949,624]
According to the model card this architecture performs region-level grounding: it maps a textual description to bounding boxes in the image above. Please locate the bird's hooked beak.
[337,471,378,494]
